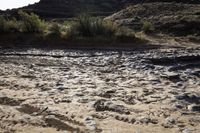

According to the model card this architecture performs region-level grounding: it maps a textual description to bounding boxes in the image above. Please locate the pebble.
[188,104,200,112]
[162,117,176,128]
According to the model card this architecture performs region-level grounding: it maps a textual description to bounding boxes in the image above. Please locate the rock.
[123,95,136,105]
[93,99,130,115]
[19,114,31,124]
[162,117,176,128]
[151,119,159,124]
[182,129,192,133]
[138,116,158,125]
[191,70,200,77]
[57,86,69,91]
[176,93,200,104]
[168,89,179,95]
[188,104,200,112]
[138,116,151,124]
[44,115,78,131]
[176,82,184,87]
[56,83,64,86]
[161,72,181,82]
[21,75,36,79]
[172,103,184,110]
[75,93,84,97]
[189,116,200,124]
[96,90,116,98]
[143,64,156,70]
[84,116,96,131]
[130,118,136,124]
[61,98,72,103]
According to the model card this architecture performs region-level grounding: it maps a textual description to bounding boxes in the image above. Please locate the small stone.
[61,99,72,103]
[84,116,96,131]
[162,117,176,128]
[84,116,93,122]
[176,93,200,104]
[177,124,185,128]
[151,119,158,124]
[182,129,192,133]
[93,99,130,114]
[172,103,184,110]
[161,72,181,82]
[75,93,84,97]
[138,116,151,124]
[130,118,136,124]
[188,104,200,112]
[57,86,69,91]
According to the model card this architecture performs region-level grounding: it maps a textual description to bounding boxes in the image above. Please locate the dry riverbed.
[0,48,200,133]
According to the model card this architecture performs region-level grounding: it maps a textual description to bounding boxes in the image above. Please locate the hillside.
[106,2,200,36]
[1,0,200,18]
[18,0,139,18]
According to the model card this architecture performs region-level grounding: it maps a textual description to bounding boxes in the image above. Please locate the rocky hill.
[2,0,200,18]
[21,0,139,18]
[106,2,200,36]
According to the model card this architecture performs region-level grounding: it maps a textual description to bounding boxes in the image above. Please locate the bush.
[4,19,20,33]
[0,16,6,33]
[18,10,45,33]
[65,15,141,43]
[0,16,20,33]
[142,21,154,33]
[0,13,144,44]
[115,28,137,42]
[75,15,95,37]
[95,20,118,37]
[48,23,62,37]
[0,11,46,34]
[71,15,118,37]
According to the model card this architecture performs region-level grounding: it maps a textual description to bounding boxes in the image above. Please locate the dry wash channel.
[0,48,200,133]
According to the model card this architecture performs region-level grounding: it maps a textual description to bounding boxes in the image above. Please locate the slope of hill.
[2,0,199,18]
[22,0,139,18]
[106,2,200,36]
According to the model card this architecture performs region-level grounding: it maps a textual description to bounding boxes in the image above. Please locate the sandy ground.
[0,47,200,133]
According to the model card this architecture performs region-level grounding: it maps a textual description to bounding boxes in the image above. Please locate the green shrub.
[0,16,6,33]
[0,16,20,33]
[4,19,20,33]
[142,21,154,33]
[95,20,118,37]
[18,10,45,33]
[75,15,94,37]
[0,13,144,44]
[0,11,46,34]
[115,28,136,42]
[71,15,118,37]
[65,14,141,43]
[49,23,62,37]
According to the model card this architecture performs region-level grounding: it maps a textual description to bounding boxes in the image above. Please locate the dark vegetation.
[0,11,45,34]
[142,21,154,34]
[69,15,138,43]
[0,11,145,47]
